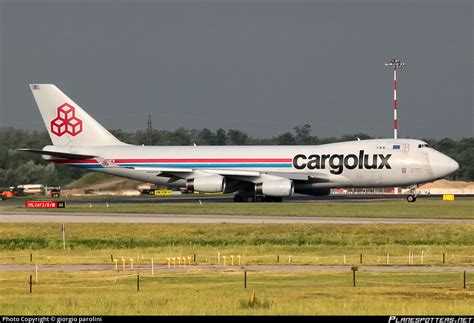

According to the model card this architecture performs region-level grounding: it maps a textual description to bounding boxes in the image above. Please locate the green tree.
[276,132,296,145]
[215,128,227,145]
[227,130,249,145]
[294,124,312,144]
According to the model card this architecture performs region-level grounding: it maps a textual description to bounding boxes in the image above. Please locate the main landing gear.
[233,193,283,203]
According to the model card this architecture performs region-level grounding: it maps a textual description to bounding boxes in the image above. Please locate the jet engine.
[186,175,226,193]
[255,179,294,197]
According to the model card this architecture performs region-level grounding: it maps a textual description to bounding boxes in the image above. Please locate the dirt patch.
[419,180,472,189]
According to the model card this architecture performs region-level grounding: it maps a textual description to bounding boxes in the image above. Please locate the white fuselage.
[44,138,458,192]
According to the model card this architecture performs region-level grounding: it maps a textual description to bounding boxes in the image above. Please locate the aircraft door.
[404,144,410,152]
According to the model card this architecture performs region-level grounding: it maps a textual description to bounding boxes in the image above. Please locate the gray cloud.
[0,0,472,139]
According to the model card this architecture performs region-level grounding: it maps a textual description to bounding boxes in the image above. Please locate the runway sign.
[25,201,66,208]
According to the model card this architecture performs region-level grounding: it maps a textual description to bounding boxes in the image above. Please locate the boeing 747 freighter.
[20,84,459,202]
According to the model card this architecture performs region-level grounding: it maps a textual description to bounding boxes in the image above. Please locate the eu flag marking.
[393,144,400,149]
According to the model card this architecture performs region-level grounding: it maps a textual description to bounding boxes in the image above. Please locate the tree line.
[0,125,472,188]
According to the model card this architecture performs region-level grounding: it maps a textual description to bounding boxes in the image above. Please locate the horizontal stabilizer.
[17,148,95,160]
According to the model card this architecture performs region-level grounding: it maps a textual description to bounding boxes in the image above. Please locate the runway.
[0,194,404,206]
[0,211,472,224]
[1,193,470,208]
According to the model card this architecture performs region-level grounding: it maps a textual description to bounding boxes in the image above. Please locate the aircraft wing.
[128,165,329,183]
[128,166,259,178]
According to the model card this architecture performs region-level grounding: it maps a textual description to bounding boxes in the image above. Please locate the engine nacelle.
[255,179,294,197]
[186,175,226,193]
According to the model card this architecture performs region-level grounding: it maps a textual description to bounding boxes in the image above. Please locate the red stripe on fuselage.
[113,158,292,163]
[49,158,292,164]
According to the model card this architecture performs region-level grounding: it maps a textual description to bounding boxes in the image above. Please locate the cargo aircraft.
[20,84,459,203]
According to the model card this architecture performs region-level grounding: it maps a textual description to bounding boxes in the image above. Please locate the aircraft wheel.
[407,195,417,203]
[233,194,243,203]
[255,196,265,203]
[245,195,255,203]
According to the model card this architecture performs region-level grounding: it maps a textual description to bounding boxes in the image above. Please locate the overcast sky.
[0,0,472,140]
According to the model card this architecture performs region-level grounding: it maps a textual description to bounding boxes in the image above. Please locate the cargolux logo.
[50,103,83,137]
[293,150,392,175]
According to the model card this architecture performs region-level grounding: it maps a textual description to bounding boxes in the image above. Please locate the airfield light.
[385,58,405,139]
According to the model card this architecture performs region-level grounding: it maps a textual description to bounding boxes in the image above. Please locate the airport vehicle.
[17,184,45,194]
[20,84,459,202]
[46,186,61,198]
[137,183,158,195]
[1,186,26,198]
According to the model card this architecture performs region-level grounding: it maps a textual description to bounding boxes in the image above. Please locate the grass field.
[3,199,474,218]
[0,223,472,266]
[0,270,472,315]
[0,199,472,315]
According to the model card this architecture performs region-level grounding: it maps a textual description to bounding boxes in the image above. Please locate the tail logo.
[50,103,83,137]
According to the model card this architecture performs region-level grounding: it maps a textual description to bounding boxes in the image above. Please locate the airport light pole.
[147,114,153,145]
[385,58,405,139]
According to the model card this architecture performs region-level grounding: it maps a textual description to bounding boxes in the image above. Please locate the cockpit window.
[418,144,429,148]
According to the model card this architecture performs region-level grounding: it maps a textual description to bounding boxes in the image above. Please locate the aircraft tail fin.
[29,84,126,146]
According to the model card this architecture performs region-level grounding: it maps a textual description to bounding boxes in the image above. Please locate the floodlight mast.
[385,59,405,139]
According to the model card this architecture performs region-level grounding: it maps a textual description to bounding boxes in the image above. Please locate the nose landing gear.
[406,185,418,203]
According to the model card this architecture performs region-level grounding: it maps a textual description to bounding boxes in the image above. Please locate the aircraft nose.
[429,151,459,178]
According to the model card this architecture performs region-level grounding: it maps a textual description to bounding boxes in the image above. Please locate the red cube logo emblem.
[50,103,83,137]
[51,118,66,136]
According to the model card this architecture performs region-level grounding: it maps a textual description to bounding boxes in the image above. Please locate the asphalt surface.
[0,211,472,223]
[1,193,465,207]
